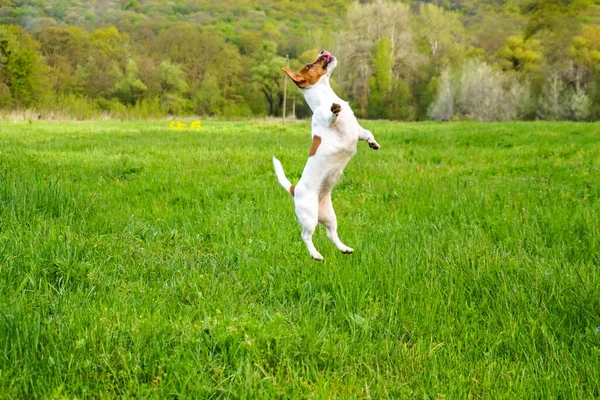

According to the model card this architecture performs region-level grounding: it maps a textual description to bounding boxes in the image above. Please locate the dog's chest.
[320,132,356,162]
[329,123,359,155]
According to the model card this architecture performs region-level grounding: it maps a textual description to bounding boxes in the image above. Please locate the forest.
[1,0,599,120]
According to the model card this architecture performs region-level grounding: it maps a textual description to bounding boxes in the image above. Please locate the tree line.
[1,0,599,121]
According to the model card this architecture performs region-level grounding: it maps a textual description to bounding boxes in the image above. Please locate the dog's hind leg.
[295,194,324,261]
[318,193,354,254]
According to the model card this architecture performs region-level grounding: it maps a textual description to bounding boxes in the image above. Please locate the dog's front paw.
[368,139,380,150]
[331,103,342,116]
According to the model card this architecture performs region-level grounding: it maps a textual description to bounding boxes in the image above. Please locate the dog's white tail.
[272,156,295,196]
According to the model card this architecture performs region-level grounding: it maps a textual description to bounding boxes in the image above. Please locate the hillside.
[1,0,599,120]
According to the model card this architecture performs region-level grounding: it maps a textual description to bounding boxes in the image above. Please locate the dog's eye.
[306,63,313,69]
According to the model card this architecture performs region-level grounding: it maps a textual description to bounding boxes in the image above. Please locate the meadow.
[0,119,599,398]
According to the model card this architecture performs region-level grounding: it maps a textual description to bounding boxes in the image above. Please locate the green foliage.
[368,38,414,121]
[497,36,543,72]
[115,58,147,105]
[0,0,599,120]
[158,60,189,95]
[415,3,465,63]
[368,38,394,119]
[250,41,286,116]
[127,97,163,119]
[567,33,600,91]
[522,0,591,38]
[33,26,90,94]
[54,94,102,119]
[389,77,415,120]
[589,78,600,120]
[193,75,224,116]
[161,93,193,116]
[0,25,51,107]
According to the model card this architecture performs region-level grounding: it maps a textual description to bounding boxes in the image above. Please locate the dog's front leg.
[329,103,342,127]
[313,103,342,128]
[359,128,380,150]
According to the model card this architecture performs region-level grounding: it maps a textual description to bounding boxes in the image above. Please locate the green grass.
[0,120,599,398]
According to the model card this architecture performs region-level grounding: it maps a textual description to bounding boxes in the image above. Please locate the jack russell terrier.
[273,50,380,261]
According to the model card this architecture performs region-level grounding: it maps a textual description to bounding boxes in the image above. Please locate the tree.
[458,59,530,121]
[1,0,600,121]
[429,68,455,120]
[75,55,122,99]
[193,75,223,116]
[73,27,128,99]
[537,73,568,120]
[430,59,530,121]
[34,26,91,94]
[0,25,51,107]
[521,0,590,66]
[340,0,420,117]
[566,33,600,90]
[569,87,590,121]
[114,58,147,105]
[158,60,191,114]
[150,26,226,95]
[159,60,188,94]
[497,36,542,73]
[415,3,464,61]
[250,41,286,116]
[368,38,394,119]
[412,3,467,119]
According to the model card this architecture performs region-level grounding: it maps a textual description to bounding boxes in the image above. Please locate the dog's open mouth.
[320,50,333,69]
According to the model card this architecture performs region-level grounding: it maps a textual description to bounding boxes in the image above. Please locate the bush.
[161,94,193,116]
[54,94,102,120]
[429,69,454,121]
[537,74,568,120]
[459,60,530,121]
[430,60,530,121]
[129,97,164,119]
[569,88,590,121]
[193,76,224,116]
[222,101,254,118]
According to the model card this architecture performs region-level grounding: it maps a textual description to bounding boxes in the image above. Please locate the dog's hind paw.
[331,103,342,116]
[340,247,354,254]
[311,252,325,261]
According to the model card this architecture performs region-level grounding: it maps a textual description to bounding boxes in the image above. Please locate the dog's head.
[282,50,337,89]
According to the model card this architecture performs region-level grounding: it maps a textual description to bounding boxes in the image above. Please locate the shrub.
[569,88,590,121]
[129,97,164,119]
[54,94,102,120]
[430,60,530,121]
[429,68,455,121]
[537,74,569,120]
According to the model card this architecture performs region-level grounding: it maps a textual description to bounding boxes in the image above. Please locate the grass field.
[1,120,599,398]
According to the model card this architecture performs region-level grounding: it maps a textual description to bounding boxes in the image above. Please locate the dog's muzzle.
[319,50,334,68]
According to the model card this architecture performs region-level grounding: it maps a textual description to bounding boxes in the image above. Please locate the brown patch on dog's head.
[283,51,335,89]
[308,135,322,157]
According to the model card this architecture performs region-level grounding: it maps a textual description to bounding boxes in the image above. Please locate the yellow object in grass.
[169,120,202,131]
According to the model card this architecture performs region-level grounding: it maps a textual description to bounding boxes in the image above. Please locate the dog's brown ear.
[282,68,306,87]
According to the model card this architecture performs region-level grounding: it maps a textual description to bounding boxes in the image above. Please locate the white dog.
[273,50,380,260]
